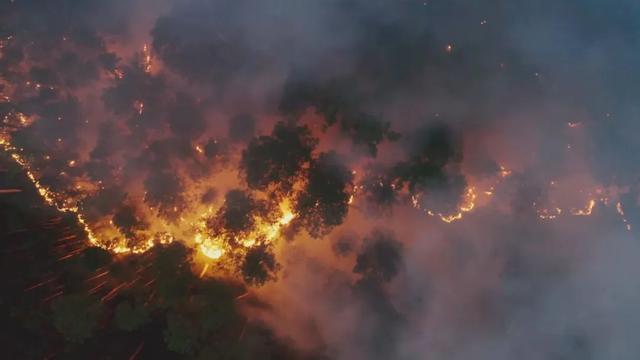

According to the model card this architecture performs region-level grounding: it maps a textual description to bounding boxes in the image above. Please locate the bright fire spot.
[113,68,125,80]
[571,199,596,216]
[438,187,477,223]
[200,243,224,260]
[195,233,225,260]
[134,100,145,115]
[538,207,562,220]
[617,202,626,216]
[616,202,632,231]
[413,186,477,223]
[196,201,295,262]
[279,209,295,225]
[142,44,152,73]
[499,165,512,178]
[537,197,601,221]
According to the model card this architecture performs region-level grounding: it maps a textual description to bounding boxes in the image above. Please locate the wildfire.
[616,202,632,231]
[113,68,125,80]
[570,199,596,216]
[196,200,295,262]
[141,44,152,73]
[433,187,476,223]
[134,100,145,115]
[499,165,512,178]
[1,121,173,256]
[412,186,478,223]
[537,198,596,220]
[537,207,562,220]
[196,233,225,260]
[0,101,635,280]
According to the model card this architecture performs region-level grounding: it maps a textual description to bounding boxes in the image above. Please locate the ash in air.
[1,0,640,359]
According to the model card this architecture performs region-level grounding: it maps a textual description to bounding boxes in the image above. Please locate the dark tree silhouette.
[295,152,354,237]
[242,245,279,286]
[339,112,401,157]
[353,230,403,283]
[241,121,317,193]
[392,123,463,191]
[143,170,186,219]
[115,300,150,332]
[220,190,257,233]
[151,243,194,308]
[279,76,399,157]
[207,189,273,247]
[390,123,468,213]
[51,294,103,343]
[112,204,148,240]
[164,313,198,355]
[167,92,205,140]
[361,167,398,216]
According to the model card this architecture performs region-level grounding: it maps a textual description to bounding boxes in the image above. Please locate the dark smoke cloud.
[228,113,256,143]
[353,229,403,283]
[279,75,400,157]
[151,0,269,87]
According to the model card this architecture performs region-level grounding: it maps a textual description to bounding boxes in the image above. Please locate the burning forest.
[1,0,640,359]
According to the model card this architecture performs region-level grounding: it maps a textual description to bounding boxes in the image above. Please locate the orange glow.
[616,202,632,231]
[538,207,562,220]
[570,199,596,216]
[413,186,478,223]
[196,199,295,263]
[134,100,145,115]
[0,110,634,276]
[141,44,152,73]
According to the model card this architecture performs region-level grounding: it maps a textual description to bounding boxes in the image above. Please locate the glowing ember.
[412,186,478,223]
[616,202,632,231]
[570,199,596,216]
[134,100,145,115]
[141,44,152,73]
[538,207,562,220]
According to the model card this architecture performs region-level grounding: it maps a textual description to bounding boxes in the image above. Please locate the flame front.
[196,200,295,261]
